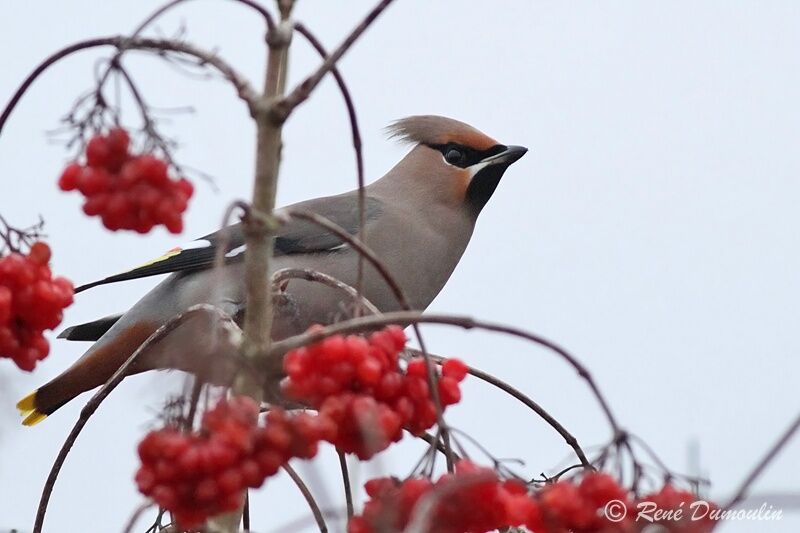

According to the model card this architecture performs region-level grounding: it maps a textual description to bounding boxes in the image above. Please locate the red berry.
[86,135,111,168]
[58,163,81,191]
[442,358,469,381]
[27,242,51,266]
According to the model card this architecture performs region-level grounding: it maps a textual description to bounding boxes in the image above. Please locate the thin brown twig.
[0,214,45,254]
[282,463,328,533]
[268,311,621,434]
[271,267,381,316]
[32,305,233,533]
[0,36,256,138]
[337,451,354,519]
[96,0,274,95]
[292,22,367,299]
[272,0,397,122]
[723,410,800,510]
[406,348,592,468]
[123,501,154,533]
[243,491,250,531]
[413,431,462,463]
[184,377,204,430]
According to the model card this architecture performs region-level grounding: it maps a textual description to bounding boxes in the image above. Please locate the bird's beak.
[481,145,528,166]
[465,144,528,212]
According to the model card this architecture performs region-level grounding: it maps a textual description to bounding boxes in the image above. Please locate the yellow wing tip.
[17,390,47,426]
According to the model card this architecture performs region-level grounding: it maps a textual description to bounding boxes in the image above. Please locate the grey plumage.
[19,115,527,424]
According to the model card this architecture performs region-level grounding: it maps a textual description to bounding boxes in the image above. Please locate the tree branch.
[271,0,396,122]
[337,452,354,519]
[271,267,380,316]
[406,348,592,468]
[0,36,256,137]
[292,22,367,296]
[283,463,328,533]
[723,410,800,510]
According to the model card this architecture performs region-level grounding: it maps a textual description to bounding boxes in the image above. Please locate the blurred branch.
[283,463,328,533]
[337,452,354,519]
[122,501,154,533]
[0,214,45,255]
[406,348,592,469]
[723,410,800,511]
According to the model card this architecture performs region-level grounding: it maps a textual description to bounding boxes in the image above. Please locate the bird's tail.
[16,390,54,426]
[16,321,159,427]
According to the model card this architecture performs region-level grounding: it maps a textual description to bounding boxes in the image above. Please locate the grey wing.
[72,193,383,292]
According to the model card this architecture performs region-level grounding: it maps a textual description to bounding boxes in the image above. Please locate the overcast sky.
[1,1,798,532]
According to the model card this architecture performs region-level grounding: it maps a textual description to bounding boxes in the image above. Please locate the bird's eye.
[444,147,464,165]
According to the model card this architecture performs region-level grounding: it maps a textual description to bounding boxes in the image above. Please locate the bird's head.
[385,115,527,216]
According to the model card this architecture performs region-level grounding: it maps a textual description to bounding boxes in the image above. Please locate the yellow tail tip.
[23,411,48,426]
[17,390,47,426]
[16,390,37,412]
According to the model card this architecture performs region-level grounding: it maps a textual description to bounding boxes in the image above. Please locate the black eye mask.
[427,143,507,168]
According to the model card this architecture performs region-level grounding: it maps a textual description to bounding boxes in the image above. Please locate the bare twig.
[243,491,250,531]
[413,431,462,462]
[723,410,800,510]
[406,348,592,468]
[271,267,380,316]
[337,452,354,519]
[123,501,154,533]
[283,463,328,533]
[0,36,256,138]
[292,22,367,297]
[0,214,45,254]
[272,0,397,122]
[33,304,232,533]
[94,0,273,97]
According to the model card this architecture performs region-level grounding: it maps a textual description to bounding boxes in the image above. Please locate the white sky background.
[1,1,799,532]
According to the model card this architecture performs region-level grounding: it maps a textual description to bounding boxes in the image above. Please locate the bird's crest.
[386,115,498,151]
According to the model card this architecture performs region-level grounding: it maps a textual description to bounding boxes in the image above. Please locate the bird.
[17,115,527,426]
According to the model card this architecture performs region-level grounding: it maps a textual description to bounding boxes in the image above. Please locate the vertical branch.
[238,8,294,391]
[214,4,294,532]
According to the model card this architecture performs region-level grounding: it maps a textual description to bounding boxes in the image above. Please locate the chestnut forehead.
[431,130,499,151]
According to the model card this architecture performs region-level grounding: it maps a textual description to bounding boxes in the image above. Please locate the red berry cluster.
[538,472,632,531]
[58,128,193,234]
[281,326,469,459]
[135,397,333,528]
[0,242,73,371]
[350,468,717,533]
[538,475,717,532]
[348,460,540,533]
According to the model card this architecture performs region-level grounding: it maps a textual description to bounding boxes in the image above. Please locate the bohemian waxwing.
[17,115,527,425]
